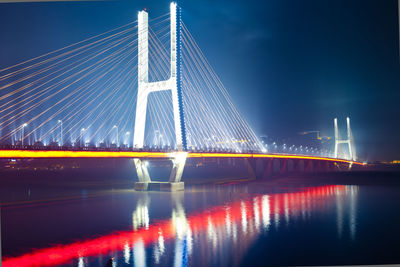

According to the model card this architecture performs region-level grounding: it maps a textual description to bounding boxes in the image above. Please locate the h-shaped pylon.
[134,2,186,151]
[334,117,357,161]
[133,3,187,185]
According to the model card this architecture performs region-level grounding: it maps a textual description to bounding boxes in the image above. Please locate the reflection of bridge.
[0,3,363,189]
[1,185,359,267]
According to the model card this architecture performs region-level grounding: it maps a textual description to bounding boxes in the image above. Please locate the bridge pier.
[247,158,269,179]
[246,157,358,180]
[287,159,295,172]
[294,159,305,172]
[134,152,187,192]
[280,159,288,175]
[305,160,313,173]
[263,158,273,177]
[134,159,151,182]
[324,161,330,171]
[247,158,293,179]
[314,161,322,173]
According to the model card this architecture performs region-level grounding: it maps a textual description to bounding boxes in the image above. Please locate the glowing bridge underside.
[0,150,364,165]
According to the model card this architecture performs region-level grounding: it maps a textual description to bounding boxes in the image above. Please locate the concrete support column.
[314,161,322,173]
[246,158,256,178]
[262,158,273,178]
[297,160,305,172]
[325,161,330,172]
[280,159,288,175]
[247,158,275,180]
[287,159,294,172]
[305,160,313,173]
[295,159,303,172]
[134,159,151,182]
[169,152,187,183]
[134,152,187,191]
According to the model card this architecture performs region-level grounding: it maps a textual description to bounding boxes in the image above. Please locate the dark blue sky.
[0,0,399,161]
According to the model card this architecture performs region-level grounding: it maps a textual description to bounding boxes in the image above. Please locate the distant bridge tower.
[134,2,186,151]
[334,117,356,161]
[133,2,187,189]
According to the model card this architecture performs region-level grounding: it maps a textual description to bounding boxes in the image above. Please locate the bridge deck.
[0,150,364,165]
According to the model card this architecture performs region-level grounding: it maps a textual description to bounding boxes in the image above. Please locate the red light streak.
[2,185,347,267]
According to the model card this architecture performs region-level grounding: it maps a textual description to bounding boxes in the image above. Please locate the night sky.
[0,0,399,161]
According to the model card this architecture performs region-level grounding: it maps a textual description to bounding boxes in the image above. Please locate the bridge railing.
[0,144,357,162]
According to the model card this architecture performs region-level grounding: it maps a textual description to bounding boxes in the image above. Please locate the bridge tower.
[334,117,356,161]
[133,2,187,190]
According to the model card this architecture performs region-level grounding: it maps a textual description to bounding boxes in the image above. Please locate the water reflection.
[78,257,85,267]
[133,239,145,267]
[132,196,150,231]
[349,186,358,240]
[0,208,2,267]
[171,195,191,267]
[2,185,359,267]
[335,186,358,240]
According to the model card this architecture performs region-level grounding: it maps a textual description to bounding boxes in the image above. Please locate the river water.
[1,182,400,266]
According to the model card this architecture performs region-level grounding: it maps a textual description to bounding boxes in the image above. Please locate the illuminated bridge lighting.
[0,2,359,163]
[0,149,365,165]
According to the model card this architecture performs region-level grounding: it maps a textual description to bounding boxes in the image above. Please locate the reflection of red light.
[2,185,347,267]
[0,150,364,165]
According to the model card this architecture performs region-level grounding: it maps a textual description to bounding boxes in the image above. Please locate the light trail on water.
[2,185,349,267]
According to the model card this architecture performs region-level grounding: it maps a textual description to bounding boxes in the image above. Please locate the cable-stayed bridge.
[0,3,363,189]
